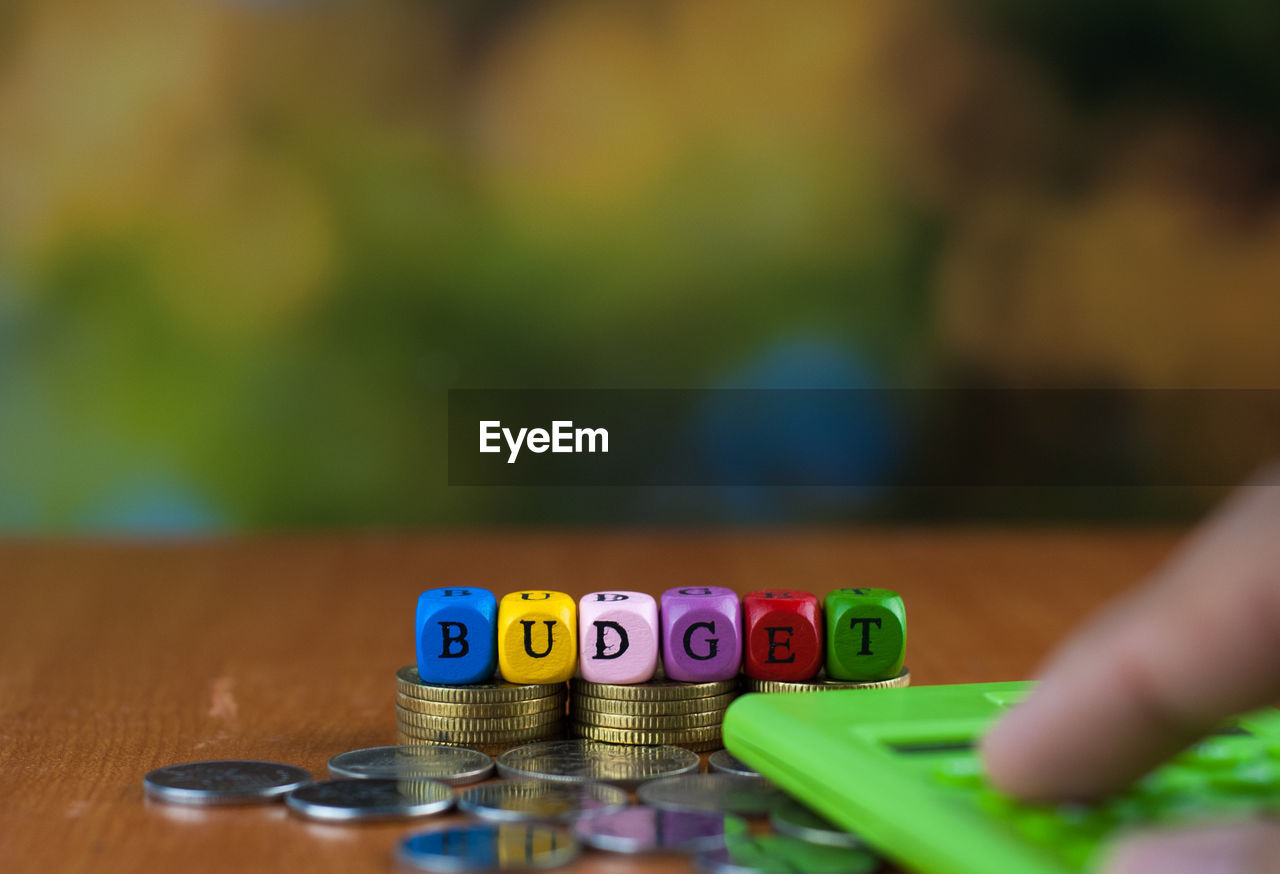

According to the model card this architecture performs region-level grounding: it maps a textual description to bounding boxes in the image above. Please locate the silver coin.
[458,780,628,823]
[637,774,785,817]
[696,834,880,873]
[143,760,311,805]
[497,739,699,788]
[770,797,863,848]
[573,807,741,854]
[397,823,581,871]
[328,745,494,785]
[285,778,453,822]
[707,749,760,778]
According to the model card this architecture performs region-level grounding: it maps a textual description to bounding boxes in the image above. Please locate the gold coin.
[396,665,564,703]
[395,704,563,731]
[571,692,736,717]
[570,709,724,730]
[569,677,738,701]
[395,732,556,757]
[570,723,723,747]
[395,691,565,717]
[396,720,565,744]
[740,668,911,694]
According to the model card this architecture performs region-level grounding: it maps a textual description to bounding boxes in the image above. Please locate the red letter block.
[742,590,823,681]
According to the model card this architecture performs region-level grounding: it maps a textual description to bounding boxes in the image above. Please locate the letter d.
[591,621,630,660]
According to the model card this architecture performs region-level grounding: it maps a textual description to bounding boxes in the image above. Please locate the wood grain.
[0,531,1183,873]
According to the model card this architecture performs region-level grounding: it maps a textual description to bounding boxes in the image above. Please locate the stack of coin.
[568,677,737,752]
[395,665,566,755]
[738,667,911,694]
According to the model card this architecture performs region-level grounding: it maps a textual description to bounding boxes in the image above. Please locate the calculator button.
[1135,765,1207,798]
[933,758,984,788]
[1183,738,1255,768]
[1150,793,1257,825]
[975,789,1016,816]
[1208,761,1279,793]
[1102,796,1146,824]
[983,691,1031,710]
[1057,839,1097,869]
[1054,804,1115,846]
[1056,803,1111,828]
[1009,808,1062,844]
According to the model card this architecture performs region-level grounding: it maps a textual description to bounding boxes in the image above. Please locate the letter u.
[521,620,556,658]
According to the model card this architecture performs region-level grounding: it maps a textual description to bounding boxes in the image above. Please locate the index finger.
[981,467,1280,801]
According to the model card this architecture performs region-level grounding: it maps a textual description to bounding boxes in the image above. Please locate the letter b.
[438,621,470,658]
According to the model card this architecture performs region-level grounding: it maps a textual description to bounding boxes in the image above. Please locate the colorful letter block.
[741,590,823,681]
[497,591,577,684]
[660,586,742,682]
[578,591,659,684]
[415,587,497,685]
[824,587,906,681]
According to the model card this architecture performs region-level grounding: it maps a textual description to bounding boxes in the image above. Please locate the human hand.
[981,466,1280,873]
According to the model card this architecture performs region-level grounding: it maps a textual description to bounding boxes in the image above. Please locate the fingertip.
[1100,822,1280,874]
[979,694,1058,800]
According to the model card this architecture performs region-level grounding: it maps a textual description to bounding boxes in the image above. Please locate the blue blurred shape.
[690,338,904,520]
[77,478,228,535]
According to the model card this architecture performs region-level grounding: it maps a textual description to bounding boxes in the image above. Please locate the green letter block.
[824,588,906,681]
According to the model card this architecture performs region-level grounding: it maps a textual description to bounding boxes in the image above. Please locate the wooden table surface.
[0,530,1183,873]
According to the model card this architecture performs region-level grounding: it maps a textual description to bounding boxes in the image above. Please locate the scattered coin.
[397,665,564,703]
[571,723,722,751]
[396,705,563,731]
[327,745,494,785]
[143,760,311,806]
[637,774,785,818]
[573,807,742,854]
[569,708,724,730]
[739,669,911,694]
[458,780,628,822]
[570,677,738,702]
[770,797,863,849]
[697,833,880,873]
[497,740,699,788]
[397,823,581,871]
[571,693,737,717]
[707,750,760,778]
[285,778,453,822]
[396,692,565,717]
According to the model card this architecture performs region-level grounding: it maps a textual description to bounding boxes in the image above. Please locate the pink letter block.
[578,591,659,684]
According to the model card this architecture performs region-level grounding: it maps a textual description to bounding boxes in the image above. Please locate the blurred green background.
[1,0,1278,532]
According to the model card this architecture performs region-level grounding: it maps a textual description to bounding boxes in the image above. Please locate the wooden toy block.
[741,590,823,682]
[578,591,659,684]
[824,587,906,681]
[497,591,577,684]
[659,586,742,682]
[415,587,498,685]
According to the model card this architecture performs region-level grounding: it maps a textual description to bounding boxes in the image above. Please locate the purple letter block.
[660,586,742,682]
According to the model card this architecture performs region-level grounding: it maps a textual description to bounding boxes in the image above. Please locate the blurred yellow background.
[2,0,1278,531]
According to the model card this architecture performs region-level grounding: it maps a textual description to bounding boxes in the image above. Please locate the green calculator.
[722,681,1280,874]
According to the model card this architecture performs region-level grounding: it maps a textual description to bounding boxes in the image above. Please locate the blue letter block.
[415,587,497,684]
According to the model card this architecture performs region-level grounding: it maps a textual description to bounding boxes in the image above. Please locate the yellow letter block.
[497,591,577,684]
